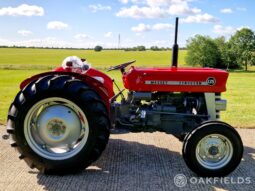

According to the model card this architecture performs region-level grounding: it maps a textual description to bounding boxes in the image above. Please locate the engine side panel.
[123,67,229,93]
[113,92,208,138]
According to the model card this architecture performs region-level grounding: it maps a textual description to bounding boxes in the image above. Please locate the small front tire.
[182,121,243,177]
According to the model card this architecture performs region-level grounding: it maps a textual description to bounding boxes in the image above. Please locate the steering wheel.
[107,60,136,72]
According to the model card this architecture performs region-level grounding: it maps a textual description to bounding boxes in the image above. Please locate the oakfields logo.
[174,174,252,187]
[174,174,187,187]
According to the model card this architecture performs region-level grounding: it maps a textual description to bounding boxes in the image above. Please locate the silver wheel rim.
[24,97,89,160]
[195,134,233,170]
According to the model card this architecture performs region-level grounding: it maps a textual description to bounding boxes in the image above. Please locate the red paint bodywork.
[20,67,114,110]
[123,67,229,93]
[20,65,229,109]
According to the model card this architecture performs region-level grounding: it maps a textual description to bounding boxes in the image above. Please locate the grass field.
[0,48,254,128]
[0,48,188,70]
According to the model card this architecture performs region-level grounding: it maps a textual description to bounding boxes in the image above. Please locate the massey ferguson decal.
[145,77,216,86]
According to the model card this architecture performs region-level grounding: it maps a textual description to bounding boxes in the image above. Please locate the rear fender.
[20,71,113,110]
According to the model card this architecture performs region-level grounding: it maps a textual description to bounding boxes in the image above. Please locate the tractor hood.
[123,67,229,93]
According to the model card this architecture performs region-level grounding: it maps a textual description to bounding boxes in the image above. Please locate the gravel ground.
[0,126,254,191]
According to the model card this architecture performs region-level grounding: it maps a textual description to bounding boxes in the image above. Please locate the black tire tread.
[6,74,110,175]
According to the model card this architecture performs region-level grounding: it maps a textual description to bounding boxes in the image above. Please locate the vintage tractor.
[6,18,243,177]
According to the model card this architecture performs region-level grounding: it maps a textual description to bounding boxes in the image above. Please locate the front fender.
[20,71,114,110]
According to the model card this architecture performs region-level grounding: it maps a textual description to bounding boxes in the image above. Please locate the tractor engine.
[113,92,208,138]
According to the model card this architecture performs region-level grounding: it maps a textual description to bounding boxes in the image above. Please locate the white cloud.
[89,4,111,12]
[153,40,168,46]
[0,4,44,16]
[117,1,204,19]
[126,0,198,7]
[119,0,146,4]
[131,23,174,32]
[213,25,235,36]
[0,37,105,49]
[119,0,129,4]
[116,5,168,19]
[135,33,143,36]
[0,36,182,48]
[146,0,174,7]
[181,13,219,24]
[152,23,174,30]
[47,21,69,30]
[74,34,91,39]
[0,37,70,48]
[237,26,250,31]
[17,30,33,37]
[213,25,252,37]
[168,2,201,15]
[131,23,151,32]
[105,32,113,37]
[0,38,10,45]
[220,8,233,14]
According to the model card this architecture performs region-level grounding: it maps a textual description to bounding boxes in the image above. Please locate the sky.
[0,0,254,48]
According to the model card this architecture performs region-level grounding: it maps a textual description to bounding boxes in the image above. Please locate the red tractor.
[6,18,243,177]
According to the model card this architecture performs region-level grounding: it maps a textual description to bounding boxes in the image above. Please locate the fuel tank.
[123,67,229,93]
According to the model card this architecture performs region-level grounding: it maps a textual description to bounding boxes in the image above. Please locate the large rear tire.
[182,121,243,177]
[7,75,110,175]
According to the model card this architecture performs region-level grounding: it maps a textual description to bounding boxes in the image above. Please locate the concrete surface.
[0,126,254,191]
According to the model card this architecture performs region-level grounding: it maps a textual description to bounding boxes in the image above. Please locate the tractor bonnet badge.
[207,77,216,86]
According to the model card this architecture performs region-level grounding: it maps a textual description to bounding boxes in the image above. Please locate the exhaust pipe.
[172,17,179,67]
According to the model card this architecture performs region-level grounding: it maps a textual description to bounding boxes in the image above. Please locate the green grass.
[0,48,254,128]
[0,48,188,70]
[221,72,255,128]
[0,69,45,124]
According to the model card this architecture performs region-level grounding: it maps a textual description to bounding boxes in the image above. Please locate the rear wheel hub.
[24,97,89,160]
[47,119,66,137]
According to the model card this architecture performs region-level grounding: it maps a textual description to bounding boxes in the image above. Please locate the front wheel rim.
[195,134,233,170]
[24,97,89,160]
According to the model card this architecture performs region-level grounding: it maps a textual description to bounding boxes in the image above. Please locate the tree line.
[94,45,180,52]
[0,45,186,52]
[186,28,255,71]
